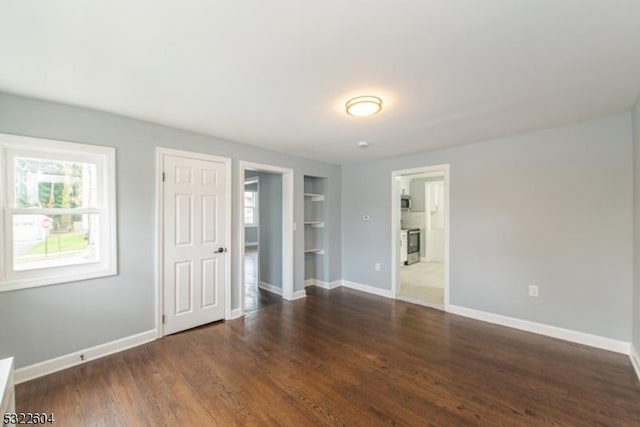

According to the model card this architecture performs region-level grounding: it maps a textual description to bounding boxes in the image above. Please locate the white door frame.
[238,161,294,316]
[391,164,450,311]
[155,147,232,338]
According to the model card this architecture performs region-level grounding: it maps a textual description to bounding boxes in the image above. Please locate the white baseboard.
[291,289,307,300]
[630,344,640,382]
[14,329,157,384]
[341,280,394,299]
[228,308,243,320]
[259,281,283,296]
[448,305,630,355]
[396,294,443,311]
[304,278,316,287]
[313,279,342,290]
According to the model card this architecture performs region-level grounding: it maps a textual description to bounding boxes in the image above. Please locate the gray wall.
[244,227,258,245]
[342,112,633,341]
[633,98,640,351]
[0,92,342,368]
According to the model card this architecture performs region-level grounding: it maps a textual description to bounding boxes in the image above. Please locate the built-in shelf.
[304,192,325,202]
[304,248,325,255]
[304,221,325,228]
[304,176,327,279]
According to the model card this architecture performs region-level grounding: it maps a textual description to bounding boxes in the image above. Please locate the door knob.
[216,247,226,253]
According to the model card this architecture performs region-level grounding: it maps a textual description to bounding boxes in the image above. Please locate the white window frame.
[0,133,117,292]
[244,177,259,227]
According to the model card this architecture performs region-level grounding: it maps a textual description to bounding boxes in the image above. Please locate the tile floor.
[399,261,444,305]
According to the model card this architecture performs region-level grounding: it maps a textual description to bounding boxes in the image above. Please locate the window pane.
[244,191,254,206]
[13,214,99,271]
[244,208,254,224]
[14,157,98,208]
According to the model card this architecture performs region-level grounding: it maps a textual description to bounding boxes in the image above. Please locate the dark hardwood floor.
[244,247,281,312]
[17,287,640,426]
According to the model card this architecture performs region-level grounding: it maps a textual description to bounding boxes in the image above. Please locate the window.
[244,178,258,226]
[0,134,117,292]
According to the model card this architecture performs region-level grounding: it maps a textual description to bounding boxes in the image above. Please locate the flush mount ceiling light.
[345,96,382,117]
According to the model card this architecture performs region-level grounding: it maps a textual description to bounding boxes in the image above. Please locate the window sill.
[0,267,118,293]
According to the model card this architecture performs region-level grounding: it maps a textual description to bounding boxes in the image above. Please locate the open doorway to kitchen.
[391,165,449,310]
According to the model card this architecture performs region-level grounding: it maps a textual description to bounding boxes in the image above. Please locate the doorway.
[156,148,232,336]
[243,172,282,312]
[391,165,450,310]
[238,161,294,316]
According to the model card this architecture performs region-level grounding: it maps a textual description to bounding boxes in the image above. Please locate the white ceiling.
[1,1,640,165]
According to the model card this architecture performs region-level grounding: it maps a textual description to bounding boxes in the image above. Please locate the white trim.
[0,147,5,284]
[244,242,258,247]
[448,304,630,354]
[330,280,343,289]
[238,161,294,317]
[396,294,443,310]
[630,344,640,382]
[303,192,325,202]
[291,289,307,300]
[304,278,316,287]
[314,280,330,289]
[155,148,232,334]
[14,329,157,384]
[154,149,163,337]
[313,279,342,290]
[342,280,394,298]
[259,281,283,296]
[10,208,102,215]
[229,308,243,320]
[391,164,450,312]
[304,248,325,254]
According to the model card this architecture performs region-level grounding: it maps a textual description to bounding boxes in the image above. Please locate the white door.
[163,153,228,335]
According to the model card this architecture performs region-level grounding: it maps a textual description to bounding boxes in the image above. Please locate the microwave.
[401,195,411,210]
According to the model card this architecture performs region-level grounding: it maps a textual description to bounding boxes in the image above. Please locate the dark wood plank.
[16,286,640,426]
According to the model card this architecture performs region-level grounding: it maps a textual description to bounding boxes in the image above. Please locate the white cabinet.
[400,230,408,263]
[0,358,15,427]
[427,181,444,214]
[399,176,412,197]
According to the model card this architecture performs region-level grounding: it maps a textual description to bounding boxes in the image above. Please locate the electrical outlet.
[375,263,381,272]
[528,285,539,297]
